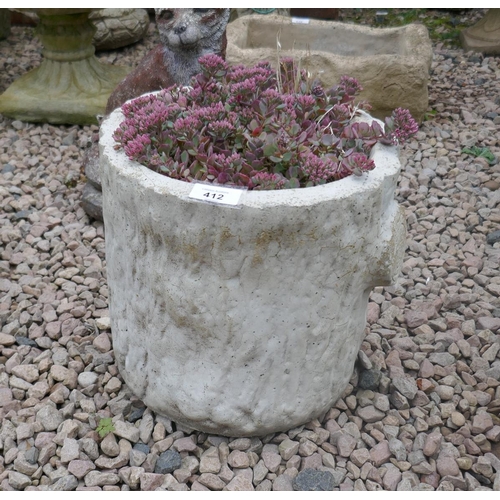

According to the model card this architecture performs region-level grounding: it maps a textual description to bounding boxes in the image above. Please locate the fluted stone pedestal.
[0,9,129,125]
[460,9,500,55]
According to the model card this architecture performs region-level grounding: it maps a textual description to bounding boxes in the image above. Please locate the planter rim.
[101,100,401,209]
[232,13,428,36]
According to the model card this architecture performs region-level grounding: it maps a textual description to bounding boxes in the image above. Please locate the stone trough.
[226,14,433,122]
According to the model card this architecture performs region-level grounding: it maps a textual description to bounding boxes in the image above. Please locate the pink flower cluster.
[251,172,286,190]
[298,151,340,184]
[340,153,376,178]
[113,53,418,190]
[388,107,419,145]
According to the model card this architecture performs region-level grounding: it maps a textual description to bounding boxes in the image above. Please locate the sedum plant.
[113,54,418,190]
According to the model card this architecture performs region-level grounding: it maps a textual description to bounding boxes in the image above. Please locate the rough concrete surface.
[227,14,432,122]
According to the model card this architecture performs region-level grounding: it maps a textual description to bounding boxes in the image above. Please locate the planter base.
[0,58,129,125]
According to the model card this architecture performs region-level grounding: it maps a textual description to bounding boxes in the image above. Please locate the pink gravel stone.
[173,437,198,452]
[471,413,494,435]
[93,332,111,353]
[228,450,250,469]
[405,310,427,328]
[300,453,323,470]
[421,471,440,489]
[370,441,391,467]
[485,426,500,443]
[140,473,164,491]
[382,467,401,490]
[351,448,371,467]
[476,317,500,332]
[423,432,442,457]
[0,333,16,346]
[436,455,460,477]
[224,475,254,491]
[0,387,13,407]
[262,451,281,473]
[366,302,380,324]
[418,359,435,378]
[356,405,385,423]
[68,460,96,479]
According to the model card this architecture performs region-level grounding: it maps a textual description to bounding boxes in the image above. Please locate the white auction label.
[291,17,310,24]
[188,183,244,207]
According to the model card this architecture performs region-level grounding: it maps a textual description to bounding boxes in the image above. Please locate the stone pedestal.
[0,9,129,125]
[460,9,500,55]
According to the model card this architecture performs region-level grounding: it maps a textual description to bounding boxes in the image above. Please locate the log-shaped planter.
[100,104,406,437]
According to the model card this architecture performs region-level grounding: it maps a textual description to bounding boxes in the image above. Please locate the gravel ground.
[1,9,500,492]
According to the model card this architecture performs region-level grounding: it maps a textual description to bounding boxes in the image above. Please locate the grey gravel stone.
[49,475,79,491]
[14,336,38,347]
[134,443,150,454]
[392,376,419,399]
[358,369,382,390]
[388,438,407,461]
[129,448,147,467]
[24,447,39,465]
[487,230,500,245]
[428,352,456,367]
[61,438,80,464]
[113,420,140,443]
[8,471,31,490]
[292,469,336,491]
[78,371,98,388]
[155,450,182,474]
[279,439,299,460]
[36,405,63,431]
[67,460,96,479]
[273,474,294,491]
[81,182,104,222]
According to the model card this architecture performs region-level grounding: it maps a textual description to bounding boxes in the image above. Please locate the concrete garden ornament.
[226,14,433,123]
[100,55,416,436]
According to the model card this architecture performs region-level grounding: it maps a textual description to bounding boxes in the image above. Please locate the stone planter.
[460,8,500,55]
[226,14,432,123]
[100,104,406,437]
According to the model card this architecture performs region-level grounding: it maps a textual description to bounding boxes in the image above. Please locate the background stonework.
[0,8,499,492]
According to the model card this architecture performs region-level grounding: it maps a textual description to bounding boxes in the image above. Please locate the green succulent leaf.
[263,144,278,157]
[269,156,283,163]
[461,146,496,164]
[96,417,115,438]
